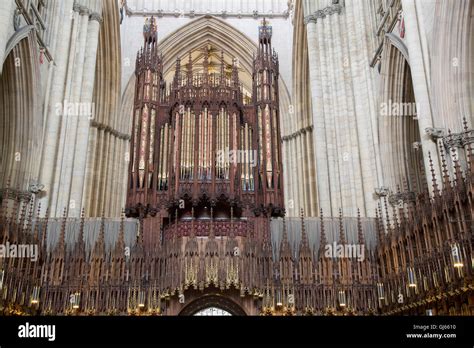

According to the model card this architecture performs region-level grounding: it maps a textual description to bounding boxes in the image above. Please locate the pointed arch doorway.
[178,294,247,316]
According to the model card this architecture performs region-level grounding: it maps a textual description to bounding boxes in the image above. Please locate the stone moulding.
[303,3,344,25]
[90,120,130,141]
[443,129,474,149]
[124,4,291,19]
[282,125,313,142]
[89,12,103,23]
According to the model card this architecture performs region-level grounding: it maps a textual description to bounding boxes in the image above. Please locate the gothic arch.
[378,40,426,193]
[121,15,292,138]
[178,294,247,316]
[3,25,36,65]
[0,28,41,192]
[385,33,409,65]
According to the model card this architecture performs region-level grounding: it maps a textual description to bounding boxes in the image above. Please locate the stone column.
[0,0,14,74]
[49,2,81,214]
[38,0,75,216]
[401,0,441,190]
[69,12,102,218]
[306,19,332,215]
[304,1,381,217]
[305,130,317,217]
[55,4,91,216]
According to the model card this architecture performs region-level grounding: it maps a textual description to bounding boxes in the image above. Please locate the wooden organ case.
[126,17,284,235]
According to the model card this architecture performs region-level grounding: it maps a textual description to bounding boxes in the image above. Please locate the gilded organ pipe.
[139,104,149,188]
[258,107,263,168]
[187,108,191,178]
[149,109,156,188]
[198,113,202,179]
[174,112,180,173]
[132,109,139,175]
[163,124,169,187]
[181,111,185,179]
[265,105,272,189]
[158,125,164,189]
[191,111,195,179]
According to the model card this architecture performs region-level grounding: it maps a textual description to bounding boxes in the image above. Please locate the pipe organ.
[123,17,285,311]
[126,17,284,228]
[3,17,472,318]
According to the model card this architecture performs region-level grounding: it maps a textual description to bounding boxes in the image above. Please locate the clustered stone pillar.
[38,0,75,216]
[38,0,103,217]
[68,12,102,218]
[55,3,92,216]
[305,19,331,215]
[281,0,319,219]
[401,0,442,190]
[304,1,381,217]
[0,0,14,75]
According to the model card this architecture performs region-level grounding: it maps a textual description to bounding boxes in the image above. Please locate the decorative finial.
[428,152,440,196]
[143,16,158,45]
[439,142,451,187]
[338,208,346,244]
[357,209,365,245]
[319,209,326,248]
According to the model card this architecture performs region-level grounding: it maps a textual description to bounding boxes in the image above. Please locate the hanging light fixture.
[338,290,346,307]
[376,283,385,300]
[407,267,416,288]
[451,243,463,268]
[276,289,283,308]
[30,286,40,305]
[138,290,146,308]
[72,292,81,309]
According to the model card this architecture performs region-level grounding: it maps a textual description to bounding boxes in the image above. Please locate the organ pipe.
[132,109,139,175]
[265,105,272,189]
[158,125,164,188]
[149,109,156,188]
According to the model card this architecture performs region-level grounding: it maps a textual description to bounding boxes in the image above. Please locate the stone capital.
[304,3,343,25]
[73,2,89,16]
[89,12,103,23]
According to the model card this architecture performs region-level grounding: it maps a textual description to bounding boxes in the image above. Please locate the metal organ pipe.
[232,113,237,183]
[174,112,180,177]
[206,109,210,180]
[139,104,149,188]
[158,125,164,189]
[265,104,273,189]
[183,109,188,179]
[198,112,202,180]
[240,126,244,189]
[132,109,139,176]
[163,124,169,187]
[149,109,155,188]
[208,109,213,181]
[181,111,185,179]
[186,108,191,179]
